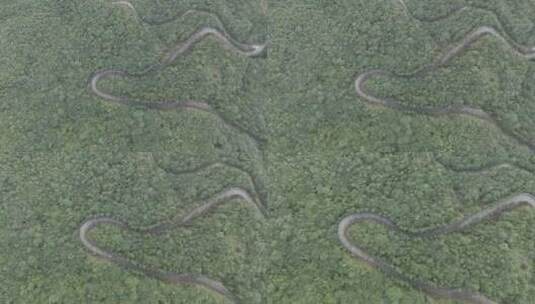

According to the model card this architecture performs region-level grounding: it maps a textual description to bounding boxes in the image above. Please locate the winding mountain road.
[80,187,264,304]
[338,193,535,304]
[355,25,535,152]
[89,22,267,145]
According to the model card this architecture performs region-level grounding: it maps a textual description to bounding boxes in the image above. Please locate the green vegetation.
[1,0,534,303]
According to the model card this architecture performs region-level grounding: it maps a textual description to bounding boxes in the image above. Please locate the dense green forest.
[1,0,534,303]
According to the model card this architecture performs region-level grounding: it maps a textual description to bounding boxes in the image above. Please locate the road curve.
[156,160,268,215]
[355,25,535,152]
[109,1,266,58]
[89,22,267,145]
[338,193,535,304]
[397,3,535,60]
[80,187,264,304]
